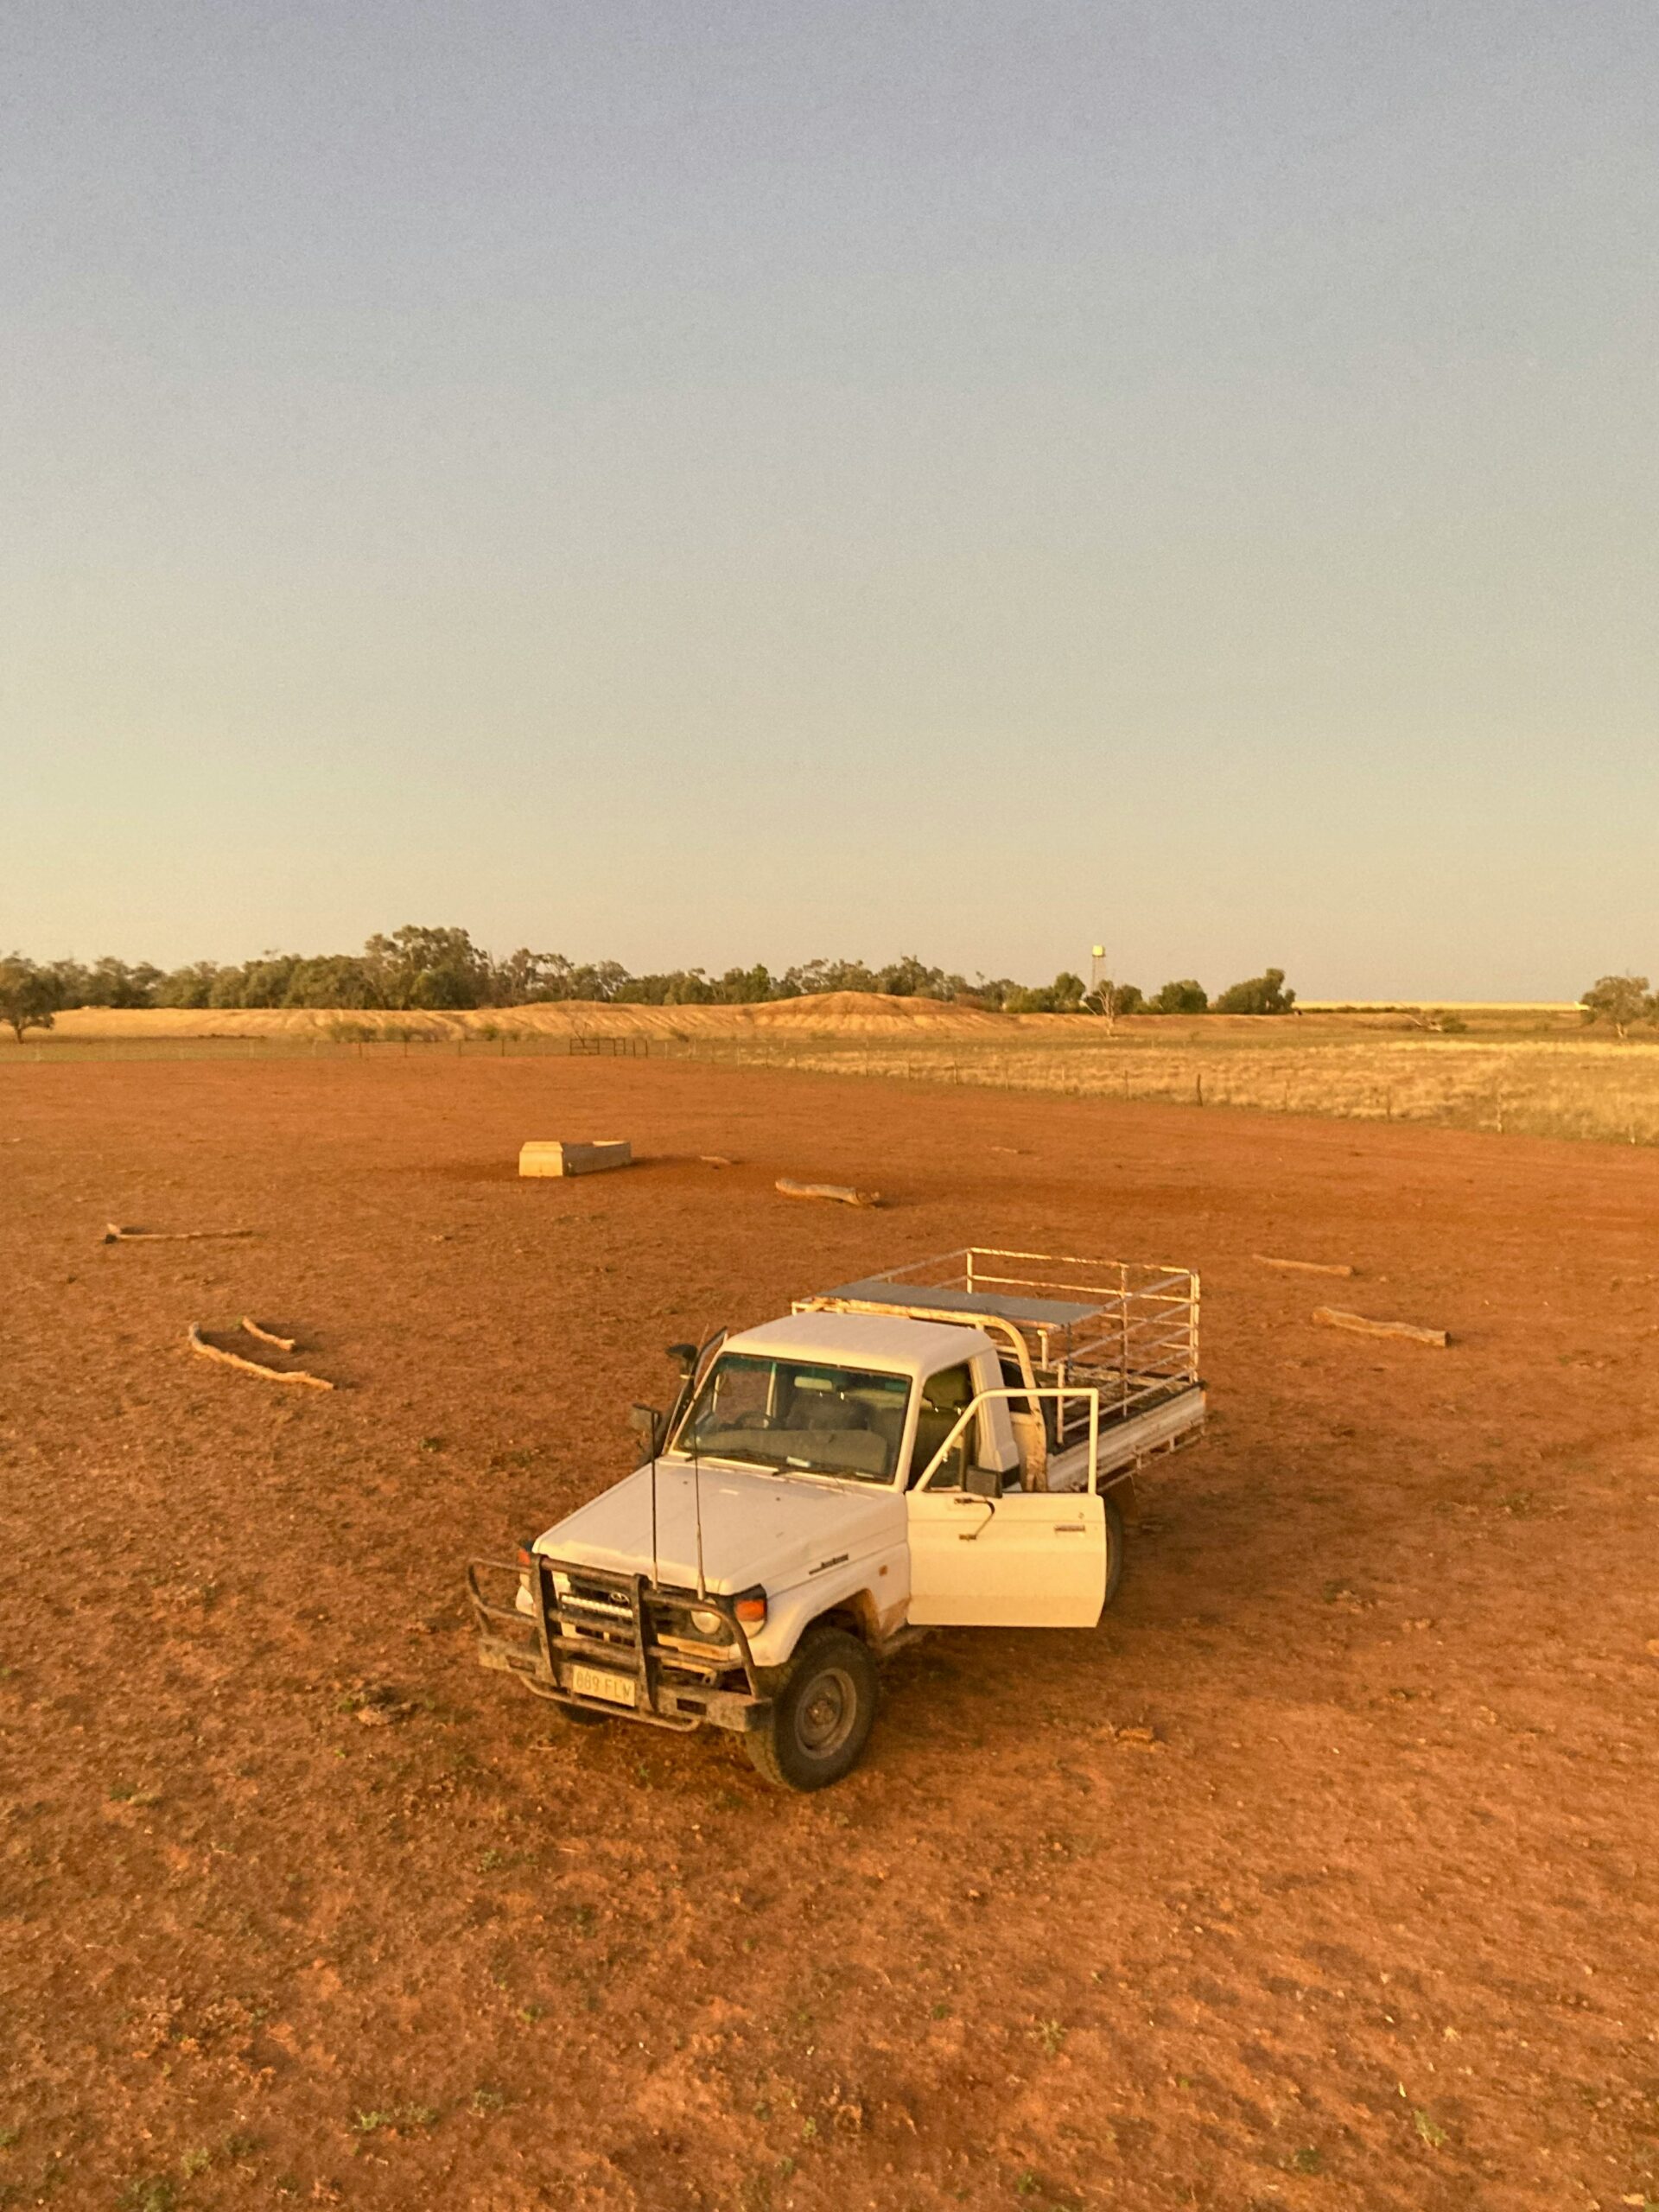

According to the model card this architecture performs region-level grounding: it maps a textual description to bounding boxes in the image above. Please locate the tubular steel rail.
[803,1246,1200,1442]
[466,1554,770,1734]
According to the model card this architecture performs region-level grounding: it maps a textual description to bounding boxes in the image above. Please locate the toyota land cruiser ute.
[467,1248,1204,1789]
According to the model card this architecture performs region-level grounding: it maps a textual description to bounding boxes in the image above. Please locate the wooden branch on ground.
[1255,1254,1356,1278]
[775,1178,881,1208]
[240,1317,297,1352]
[1313,1306,1447,1348]
[188,1323,334,1389]
[105,1224,257,1244]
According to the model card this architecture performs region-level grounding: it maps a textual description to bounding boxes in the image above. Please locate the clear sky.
[3,1,1654,999]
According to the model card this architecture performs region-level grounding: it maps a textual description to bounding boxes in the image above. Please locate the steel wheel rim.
[796,1664,857,1757]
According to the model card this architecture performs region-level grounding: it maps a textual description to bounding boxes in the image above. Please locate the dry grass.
[10,997,1655,1148]
[680,1029,1659,1147]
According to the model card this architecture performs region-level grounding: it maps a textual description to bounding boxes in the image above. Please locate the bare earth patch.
[1,1057,1656,2211]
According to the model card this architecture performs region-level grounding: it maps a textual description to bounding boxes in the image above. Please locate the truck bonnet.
[534,1459,901,1593]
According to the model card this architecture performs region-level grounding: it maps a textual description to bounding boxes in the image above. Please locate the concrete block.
[519,1139,632,1179]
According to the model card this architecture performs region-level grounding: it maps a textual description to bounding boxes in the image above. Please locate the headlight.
[690,1607,724,1637]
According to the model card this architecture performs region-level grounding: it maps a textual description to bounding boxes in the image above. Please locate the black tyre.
[746,1627,878,1792]
[1102,1497,1126,1610]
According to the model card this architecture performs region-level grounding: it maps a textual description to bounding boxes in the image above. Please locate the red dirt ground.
[2,1058,1656,2212]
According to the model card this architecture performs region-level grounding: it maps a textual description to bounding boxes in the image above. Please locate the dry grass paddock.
[678,1023,1659,1149]
[11,997,1658,1149]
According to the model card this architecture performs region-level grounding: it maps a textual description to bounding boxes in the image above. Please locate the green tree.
[783,957,879,996]
[1150,979,1209,1014]
[1085,981,1144,1017]
[490,948,576,1004]
[1213,967,1295,1015]
[1580,974,1654,1040]
[1004,971,1088,1014]
[43,958,92,1007]
[283,955,379,1007]
[154,962,223,1008]
[363,926,493,1010]
[236,954,303,1008]
[84,957,162,1007]
[208,964,251,1007]
[39,957,160,1008]
[0,957,60,1041]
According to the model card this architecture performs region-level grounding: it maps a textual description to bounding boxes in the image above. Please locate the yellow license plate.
[569,1664,638,1708]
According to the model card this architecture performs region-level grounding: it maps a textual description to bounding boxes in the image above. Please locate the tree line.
[0,927,1300,1040]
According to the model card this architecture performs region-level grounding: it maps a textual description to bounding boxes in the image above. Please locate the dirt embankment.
[41,990,1026,1044]
[35,995,1586,1046]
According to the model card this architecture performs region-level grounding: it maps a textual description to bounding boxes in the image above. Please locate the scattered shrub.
[0,957,59,1041]
[1212,967,1295,1015]
[1580,974,1655,1039]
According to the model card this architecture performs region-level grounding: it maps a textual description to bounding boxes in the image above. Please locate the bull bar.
[466,1553,772,1735]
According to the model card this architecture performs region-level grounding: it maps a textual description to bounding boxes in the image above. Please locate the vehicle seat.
[909,1363,976,1487]
[791,1385,868,1432]
[846,1395,906,1460]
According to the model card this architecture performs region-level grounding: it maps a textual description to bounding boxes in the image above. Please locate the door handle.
[952,1501,996,1542]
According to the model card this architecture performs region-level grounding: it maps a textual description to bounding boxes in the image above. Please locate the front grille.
[558,1578,635,1630]
[467,1554,768,1734]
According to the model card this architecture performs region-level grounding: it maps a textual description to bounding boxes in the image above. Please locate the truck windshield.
[673,1354,911,1484]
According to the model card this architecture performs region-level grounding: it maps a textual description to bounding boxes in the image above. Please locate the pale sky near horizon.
[3,2,1654,1000]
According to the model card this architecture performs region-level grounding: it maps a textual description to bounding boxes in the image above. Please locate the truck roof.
[722,1309,991,1379]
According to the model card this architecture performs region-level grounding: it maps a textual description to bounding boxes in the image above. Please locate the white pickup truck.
[468,1248,1204,1789]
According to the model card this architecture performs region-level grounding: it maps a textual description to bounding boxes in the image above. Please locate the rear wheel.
[746,1627,877,1791]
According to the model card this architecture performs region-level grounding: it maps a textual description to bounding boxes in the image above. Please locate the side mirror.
[665,1342,699,1375]
[628,1404,664,1459]
[963,1463,1003,1500]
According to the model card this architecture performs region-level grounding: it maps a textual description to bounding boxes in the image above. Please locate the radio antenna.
[691,1413,707,1600]
[683,1324,723,1601]
[649,1431,660,1590]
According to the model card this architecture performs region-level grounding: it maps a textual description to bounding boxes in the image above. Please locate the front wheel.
[746,1627,877,1791]
[1101,1497,1125,1609]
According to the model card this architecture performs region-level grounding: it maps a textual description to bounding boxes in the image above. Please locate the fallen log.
[240,1317,297,1352]
[187,1323,334,1389]
[1255,1254,1355,1278]
[775,1178,881,1209]
[1313,1306,1447,1349]
[105,1223,257,1244]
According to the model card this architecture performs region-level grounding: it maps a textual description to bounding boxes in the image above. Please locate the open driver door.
[903,1366,1108,1627]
